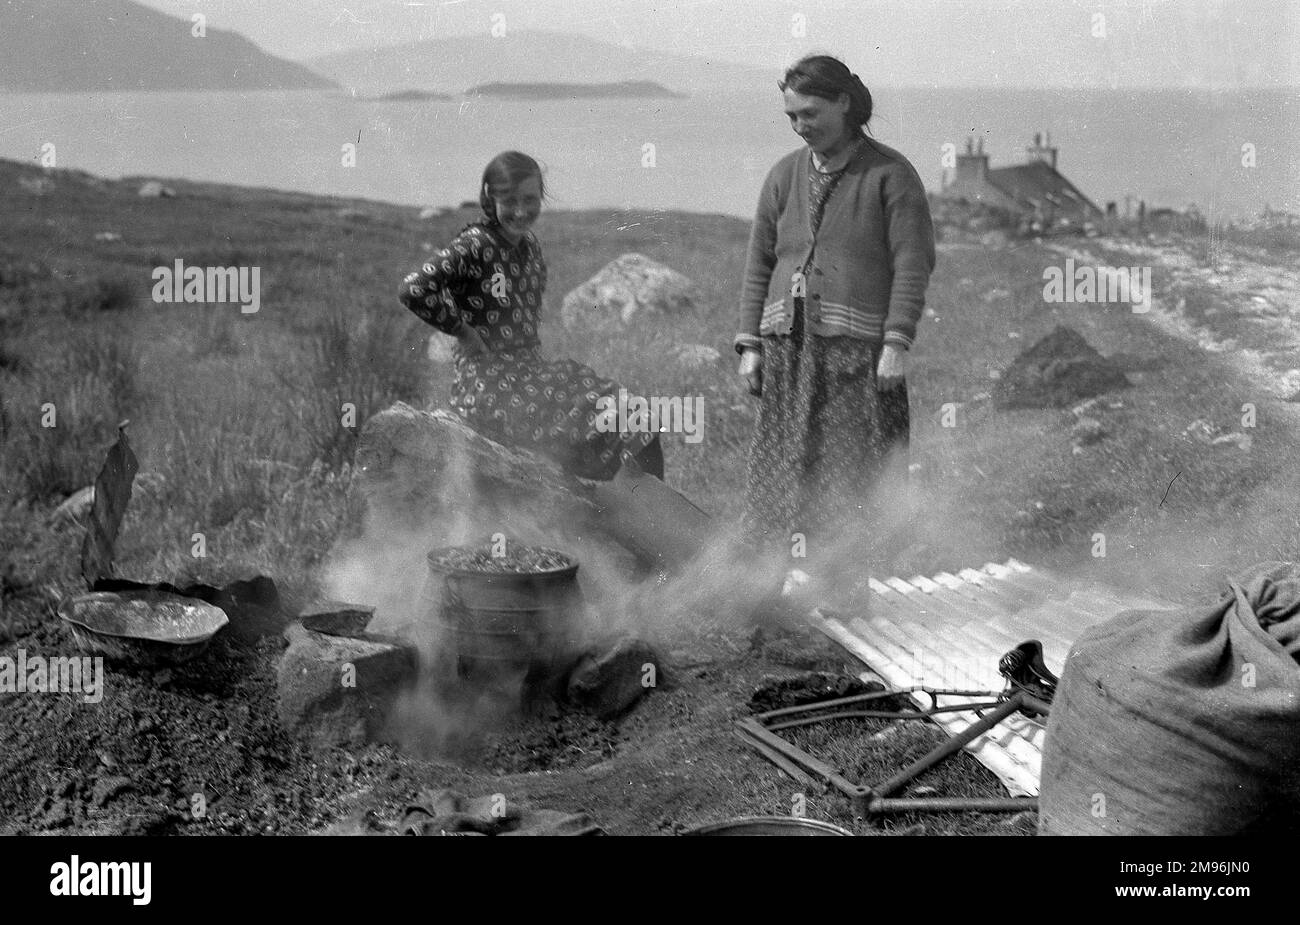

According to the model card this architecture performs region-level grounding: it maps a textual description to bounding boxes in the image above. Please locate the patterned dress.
[400,221,658,481]
[742,151,911,553]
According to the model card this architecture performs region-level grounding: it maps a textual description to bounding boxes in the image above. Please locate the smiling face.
[489,174,542,243]
[783,88,853,156]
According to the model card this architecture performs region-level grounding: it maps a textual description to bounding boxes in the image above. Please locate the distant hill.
[0,0,336,92]
[465,80,685,100]
[307,30,770,97]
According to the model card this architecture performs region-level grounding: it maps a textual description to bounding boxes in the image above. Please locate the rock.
[298,599,375,638]
[277,623,417,747]
[213,575,290,643]
[352,403,711,570]
[49,486,94,525]
[1211,432,1252,451]
[560,253,695,329]
[673,343,721,368]
[137,180,176,198]
[565,636,662,719]
[1070,416,1108,447]
[91,775,133,808]
[418,206,451,220]
[94,231,122,243]
[1184,418,1217,442]
[993,326,1130,410]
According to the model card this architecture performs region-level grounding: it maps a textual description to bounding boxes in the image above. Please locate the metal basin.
[682,816,854,836]
[59,589,229,667]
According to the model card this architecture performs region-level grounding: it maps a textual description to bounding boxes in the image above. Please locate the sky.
[132,0,1300,88]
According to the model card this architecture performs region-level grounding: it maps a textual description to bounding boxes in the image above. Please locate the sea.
[1,87,1296,221]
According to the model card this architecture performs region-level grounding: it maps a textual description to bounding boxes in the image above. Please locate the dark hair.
[779,55,873,132]
[479,151,545,224]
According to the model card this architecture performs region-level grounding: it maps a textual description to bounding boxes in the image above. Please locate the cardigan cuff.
[883,330,913,351]
[733,333,763,355]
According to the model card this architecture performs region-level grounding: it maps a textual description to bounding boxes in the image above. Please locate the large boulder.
[560,253,695,329]
[277,623,417,747]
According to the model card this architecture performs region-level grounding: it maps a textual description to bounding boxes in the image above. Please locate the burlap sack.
[1039,561,1300,835]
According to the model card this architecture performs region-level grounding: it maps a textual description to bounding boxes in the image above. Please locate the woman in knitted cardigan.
[735,55,936,574]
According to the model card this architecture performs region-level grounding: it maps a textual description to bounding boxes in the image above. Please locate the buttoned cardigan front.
[734,138,936,354]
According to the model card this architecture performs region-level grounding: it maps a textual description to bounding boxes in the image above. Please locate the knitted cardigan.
[734,138,936,353]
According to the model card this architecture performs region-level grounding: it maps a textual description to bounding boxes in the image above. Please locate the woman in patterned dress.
[734,57,936,571]
[400,151,663,481]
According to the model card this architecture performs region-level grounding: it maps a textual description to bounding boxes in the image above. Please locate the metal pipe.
[755,689,909,721]
[736,719,860,797]
[766,703,1005,732]
[868,797,1038,815]
[733,728,815,786]
[755,687,1003,722]
[1020,693,1052,717]
[869,693,1026,799]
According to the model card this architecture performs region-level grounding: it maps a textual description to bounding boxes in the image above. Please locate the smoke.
[318,395,1275,760]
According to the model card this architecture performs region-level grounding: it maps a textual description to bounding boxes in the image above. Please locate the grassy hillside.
[3,157,1300,836]
[3,156,1299,614]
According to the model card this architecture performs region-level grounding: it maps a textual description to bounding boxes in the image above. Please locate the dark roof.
[987,160,1101,216]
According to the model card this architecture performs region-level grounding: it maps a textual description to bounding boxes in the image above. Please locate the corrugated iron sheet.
[809,558,1174,797]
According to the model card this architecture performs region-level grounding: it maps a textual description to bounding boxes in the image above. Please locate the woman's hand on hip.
[876,344,907,391]
[738,347,762,397]
[458,325,490,357]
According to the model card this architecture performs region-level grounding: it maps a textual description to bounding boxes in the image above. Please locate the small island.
[372,88,454,102]
[463,80,685,100]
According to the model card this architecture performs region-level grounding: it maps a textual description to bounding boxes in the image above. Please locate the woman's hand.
[738,347,762,396]
[876,344,907,391]
[457,325,490,357]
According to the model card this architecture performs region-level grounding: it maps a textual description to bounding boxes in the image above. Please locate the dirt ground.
[0,586,1027,836]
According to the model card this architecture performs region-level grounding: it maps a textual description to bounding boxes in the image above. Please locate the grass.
[3,152,1296,608]
[1,156,1298,833]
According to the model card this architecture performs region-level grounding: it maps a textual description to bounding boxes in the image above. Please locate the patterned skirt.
[742,328,910,555]
[450,347,657,481]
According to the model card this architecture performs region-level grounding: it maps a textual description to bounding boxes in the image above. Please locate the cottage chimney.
[955,135,989,185]
[1026,130,1058,170]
